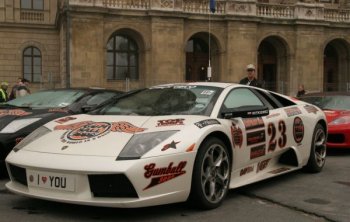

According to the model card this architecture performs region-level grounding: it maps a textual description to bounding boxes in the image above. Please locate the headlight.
[117,131,178,160]
[329,116,350,125]
[0,118,41,133]
[13,126,51,152]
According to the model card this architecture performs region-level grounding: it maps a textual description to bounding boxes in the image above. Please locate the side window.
[222,88,264,109]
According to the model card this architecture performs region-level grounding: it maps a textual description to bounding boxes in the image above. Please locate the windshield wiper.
[0,103,31,109]
[0,103,18,108]
[18,105,32,109]
[0,104,32,109]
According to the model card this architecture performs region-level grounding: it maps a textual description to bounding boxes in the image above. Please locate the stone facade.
[1,0,350,95]
[0,0,59,92]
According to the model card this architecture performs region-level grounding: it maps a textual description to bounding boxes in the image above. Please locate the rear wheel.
[304,123,326,173]
[189,137,231,209]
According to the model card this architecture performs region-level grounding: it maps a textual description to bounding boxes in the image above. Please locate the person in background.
[9,77,22,100]
[0,82,9,103]
[16,78,31,98]
[239,64,262,87]
[296,84,306,97]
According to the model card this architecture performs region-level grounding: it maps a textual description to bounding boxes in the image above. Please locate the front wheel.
[189,137,231,209]
[304,123,326,173]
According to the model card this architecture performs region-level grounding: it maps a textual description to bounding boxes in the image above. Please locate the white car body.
[5,82,327,209]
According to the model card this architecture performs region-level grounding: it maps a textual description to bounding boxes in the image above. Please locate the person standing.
[239,64,262,87]
[296,84,306,97]
[9,77,22,100]
[16,78,31,98]
[0,82,9,103]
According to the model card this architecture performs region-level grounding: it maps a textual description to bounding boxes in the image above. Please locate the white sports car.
[5,82,327,209]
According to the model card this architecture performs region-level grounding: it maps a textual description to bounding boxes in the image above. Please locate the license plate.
[26,169,76,192]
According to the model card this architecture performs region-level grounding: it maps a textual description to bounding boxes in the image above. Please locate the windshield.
[4,90,85,108]
[99,85,222,116]
[301,95,350,110]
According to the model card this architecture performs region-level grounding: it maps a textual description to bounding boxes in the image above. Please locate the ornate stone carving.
[161,0,174,9]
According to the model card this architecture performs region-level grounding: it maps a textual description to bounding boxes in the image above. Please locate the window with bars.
[106,34,139,80]
[21,0,44,10]
[23,46,42,83]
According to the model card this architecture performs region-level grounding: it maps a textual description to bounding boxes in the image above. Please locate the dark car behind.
[0,88,123,176]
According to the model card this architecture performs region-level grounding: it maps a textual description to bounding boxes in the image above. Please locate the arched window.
[23,46,42,83]
[106,34,139,80]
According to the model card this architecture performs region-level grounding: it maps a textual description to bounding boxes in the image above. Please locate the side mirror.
[221,105,269,119]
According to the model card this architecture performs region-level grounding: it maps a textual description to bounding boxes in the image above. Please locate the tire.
[304,123,326,173]
[189,137,231,209]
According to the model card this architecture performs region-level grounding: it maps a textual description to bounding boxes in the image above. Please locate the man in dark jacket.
[239,64,262,87]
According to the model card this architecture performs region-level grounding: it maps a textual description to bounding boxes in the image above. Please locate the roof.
[300,91,350,97]
[37,87,123,94]
[155,82,240,89]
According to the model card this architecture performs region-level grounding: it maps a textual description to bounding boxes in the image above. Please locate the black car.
[0,88,123,175]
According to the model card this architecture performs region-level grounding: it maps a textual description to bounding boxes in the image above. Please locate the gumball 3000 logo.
[67,122,111,140]
[54,121,146,143]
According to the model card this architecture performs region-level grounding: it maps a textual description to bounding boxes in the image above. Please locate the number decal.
[268,123,277,152]
[268,120,287,152]
[278,120,287,148]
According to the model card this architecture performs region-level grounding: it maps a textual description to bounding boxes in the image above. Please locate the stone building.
[1,0,350,95]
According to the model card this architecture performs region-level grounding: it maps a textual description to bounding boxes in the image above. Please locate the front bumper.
[0,133,24,165]
[5,149,196,208]
[327,125,350,149]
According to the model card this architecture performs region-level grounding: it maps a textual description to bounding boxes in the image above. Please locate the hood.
[21,114,209,157]
[0,107,68,131]
[323,109,350,123]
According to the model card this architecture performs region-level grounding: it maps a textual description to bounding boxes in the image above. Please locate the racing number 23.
[268,120,287,152]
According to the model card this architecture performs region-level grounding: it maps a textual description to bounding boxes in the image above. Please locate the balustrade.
[64,0,350,23]
[20,10,45,22]
[257,3,294,19]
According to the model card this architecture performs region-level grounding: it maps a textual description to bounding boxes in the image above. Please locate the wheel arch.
[317,119,328,134]
[199,131,233,167]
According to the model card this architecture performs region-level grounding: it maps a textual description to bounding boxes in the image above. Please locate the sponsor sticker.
[161,141,180,151]
[293,117,304,143]
[143,161,187,190]
[246,129,266,146]
[200,90,215,95]
[240,166,254,176]
[194,119,221,128]
[231,122,243,148]
[243,117,265,130]
[256,159,271,173]
[284,107,302,117]
[250,145,266,159]
[269,167,290,174]
[265,113,281,119]
[247,109,269,116]
[304,105,318,114]
[0,109,32,117]
[173,85,197,89]
[157,118,184,127]
[54,121,146,143]
[55,116,77,124]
